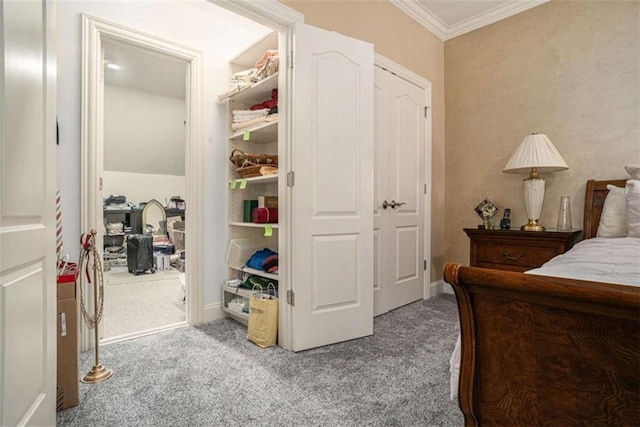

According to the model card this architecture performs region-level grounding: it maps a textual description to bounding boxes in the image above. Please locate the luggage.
[127,235,155,275]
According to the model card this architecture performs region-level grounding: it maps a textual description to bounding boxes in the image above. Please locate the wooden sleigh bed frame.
[444,179,640,426]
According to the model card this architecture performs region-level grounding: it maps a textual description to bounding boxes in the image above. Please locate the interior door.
[373,66,426,315]
[0,0,57,425]
[289,23,374,351]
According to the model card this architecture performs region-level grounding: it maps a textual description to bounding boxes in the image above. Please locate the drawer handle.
[502,252,524,261]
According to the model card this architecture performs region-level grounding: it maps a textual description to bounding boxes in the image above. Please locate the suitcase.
[127,235,155,275]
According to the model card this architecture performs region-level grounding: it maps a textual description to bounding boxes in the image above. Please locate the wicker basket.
[235,160,278,178]
[229,148,278,168]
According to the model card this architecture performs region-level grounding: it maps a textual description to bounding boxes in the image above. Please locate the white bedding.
[449,237,640,401]
[526,237,640,286]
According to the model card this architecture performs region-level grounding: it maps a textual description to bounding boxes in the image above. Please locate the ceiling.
[103,40,187,99]
[101,1,549,97]
[390,0,549,40]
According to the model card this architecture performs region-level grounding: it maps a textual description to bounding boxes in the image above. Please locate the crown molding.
[208,0,304,29]
[390,0,550,41]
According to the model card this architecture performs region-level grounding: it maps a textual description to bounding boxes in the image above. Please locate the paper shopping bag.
[247,291,278,348]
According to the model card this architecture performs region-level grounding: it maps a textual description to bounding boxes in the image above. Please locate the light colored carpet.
[106,266,181,285]
[103,267,185,338]
[57,295,463,426]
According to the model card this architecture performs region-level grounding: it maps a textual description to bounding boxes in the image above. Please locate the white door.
[373,66,426,316]
[289,23,374,351]
[0,0,57,425]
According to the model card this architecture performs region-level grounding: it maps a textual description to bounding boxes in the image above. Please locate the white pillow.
[625,165,640,180]
[626,179,640,238]
[597,185,627,237]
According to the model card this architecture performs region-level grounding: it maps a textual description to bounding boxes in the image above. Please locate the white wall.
[56,1,272,305]
[104,84,185,176]
[103,171,186,207]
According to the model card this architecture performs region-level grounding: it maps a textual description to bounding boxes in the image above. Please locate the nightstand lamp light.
[503,133,568,231]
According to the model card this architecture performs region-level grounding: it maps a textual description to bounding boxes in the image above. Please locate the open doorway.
[81,14,205,350]
[101,40,188,341]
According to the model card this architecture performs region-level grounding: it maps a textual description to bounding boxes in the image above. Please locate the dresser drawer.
[475,243,557,269]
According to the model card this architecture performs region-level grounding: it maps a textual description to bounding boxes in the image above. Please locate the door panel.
[291,23,373,351]
[396,96,421,213]
[312,234,359,311]
[1,0,57,425]
[396,226,419,282]
[374,66,426,315]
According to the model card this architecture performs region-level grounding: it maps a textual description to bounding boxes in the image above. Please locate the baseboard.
[202,302,226,323]
[429,279,454,296]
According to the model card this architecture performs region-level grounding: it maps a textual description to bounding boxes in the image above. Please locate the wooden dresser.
[463,228,582,272]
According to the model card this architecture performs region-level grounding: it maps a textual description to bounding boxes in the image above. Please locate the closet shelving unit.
[219,32,280,325]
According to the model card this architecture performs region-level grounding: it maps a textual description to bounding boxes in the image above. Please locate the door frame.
[210,0,303,350]
[80,14,204,349]
[374,54,433,300]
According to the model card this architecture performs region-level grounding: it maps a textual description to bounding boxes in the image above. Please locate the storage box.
[243,200,258,222]
[227,238,277,270]
[252,207,278,223]
[154,254,171,271]
[56,276,79,411]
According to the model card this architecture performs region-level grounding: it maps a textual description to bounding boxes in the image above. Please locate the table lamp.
[503,133,568,231]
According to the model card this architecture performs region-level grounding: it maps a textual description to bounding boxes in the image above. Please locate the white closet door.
[0,0,57,425]
[289,23,374,351]
[373,66,426,315]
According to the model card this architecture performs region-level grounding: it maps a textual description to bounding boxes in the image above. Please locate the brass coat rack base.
[81,363,113,384]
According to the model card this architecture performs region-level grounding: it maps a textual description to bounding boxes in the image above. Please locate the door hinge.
[289,51,293,69]
[99,177,103,191]
[424,106,430,117]
[287,171,295,187]
[424,260,427,271]
[424,183,427,195]
[287,289,295,306]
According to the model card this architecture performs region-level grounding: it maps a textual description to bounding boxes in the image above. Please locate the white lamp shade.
[503,133,569,174]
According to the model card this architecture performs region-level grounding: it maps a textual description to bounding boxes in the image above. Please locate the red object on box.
[57,262,78,284]
[252,207,278,224]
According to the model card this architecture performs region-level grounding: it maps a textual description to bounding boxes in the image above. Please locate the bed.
[444,179,640,426]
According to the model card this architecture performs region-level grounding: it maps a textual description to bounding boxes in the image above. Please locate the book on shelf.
[243,200,258,223]
[258,196,278,209]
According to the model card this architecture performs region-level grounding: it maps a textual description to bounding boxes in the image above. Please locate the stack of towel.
[218,50,280,102]
[231,108,272,131]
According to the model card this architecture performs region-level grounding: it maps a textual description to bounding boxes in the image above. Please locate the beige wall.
[281,0,446,281]
[444,1,640,267]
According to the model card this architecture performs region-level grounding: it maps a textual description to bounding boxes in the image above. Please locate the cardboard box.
[172,230,185,251]
[258,196,278,208]
[173,258,186,272]
[56,278,79,410]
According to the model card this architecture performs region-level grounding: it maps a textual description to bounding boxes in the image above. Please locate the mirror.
[142,199,166,236]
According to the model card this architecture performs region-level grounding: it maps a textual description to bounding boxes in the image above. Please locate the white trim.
[389,0,549,41]
[80,14,204,350]
[208,0,304,29]
[375,54,429,89]
[100,322,189,346]
[202,302,226,323]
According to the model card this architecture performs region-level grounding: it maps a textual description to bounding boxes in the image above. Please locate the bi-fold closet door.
[283,22,374,352]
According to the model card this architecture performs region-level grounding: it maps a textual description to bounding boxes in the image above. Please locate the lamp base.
[521,219,545,232]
